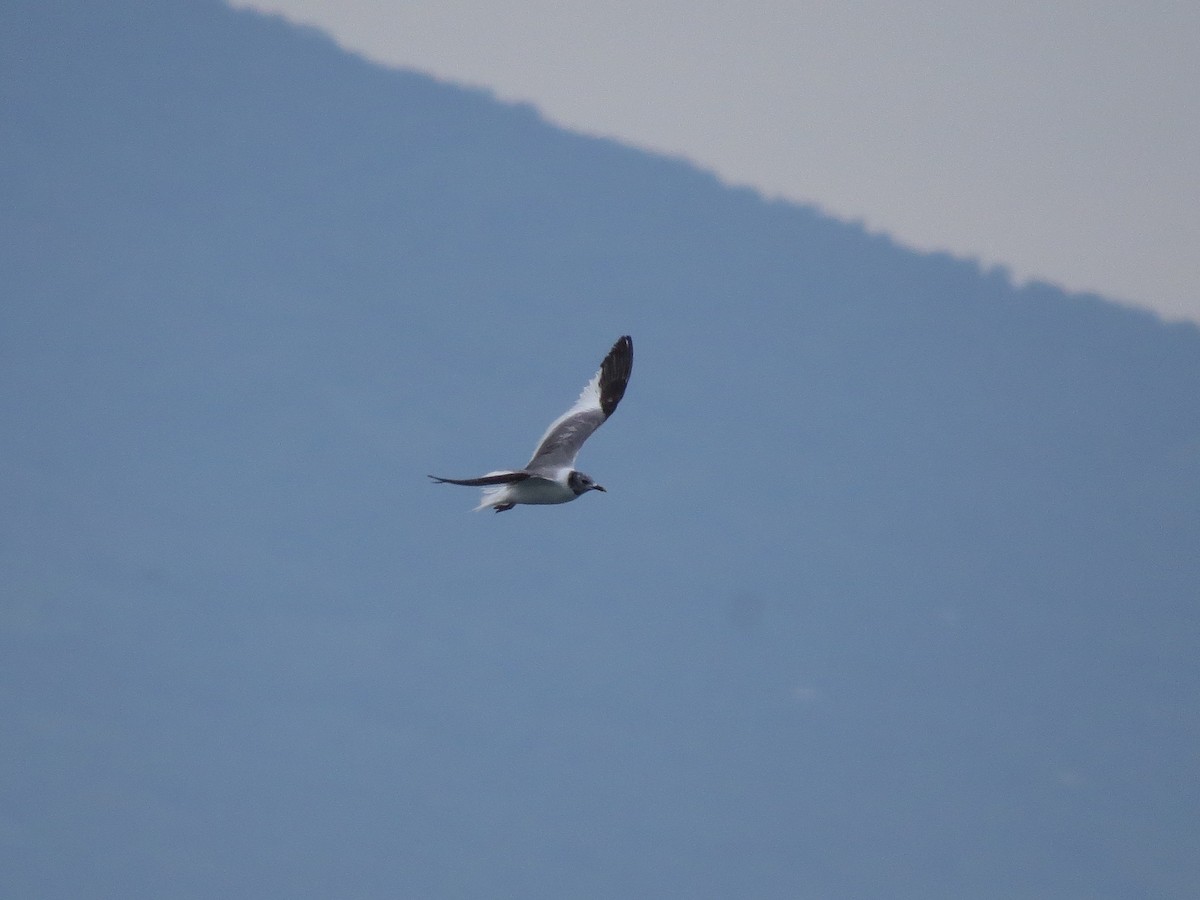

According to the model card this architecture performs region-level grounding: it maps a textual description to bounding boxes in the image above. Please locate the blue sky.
[229,0,1199,324]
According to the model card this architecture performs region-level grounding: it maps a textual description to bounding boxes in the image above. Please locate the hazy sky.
[229,0,1199,324]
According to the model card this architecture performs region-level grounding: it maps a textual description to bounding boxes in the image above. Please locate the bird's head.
[568,470,606,495]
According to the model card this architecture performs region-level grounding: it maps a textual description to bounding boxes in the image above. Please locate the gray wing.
[525,335,633,473]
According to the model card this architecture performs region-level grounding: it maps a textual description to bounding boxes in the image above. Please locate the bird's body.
[430,336,633,512]
[435,468,588,512]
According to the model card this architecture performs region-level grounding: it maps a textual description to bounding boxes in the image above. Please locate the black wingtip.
[599,335,633,418]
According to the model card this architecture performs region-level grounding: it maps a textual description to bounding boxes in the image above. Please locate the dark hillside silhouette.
[3,1,1199,897]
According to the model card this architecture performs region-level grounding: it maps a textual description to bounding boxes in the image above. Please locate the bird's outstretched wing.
[427,471,531,486]
[525,335,633,473]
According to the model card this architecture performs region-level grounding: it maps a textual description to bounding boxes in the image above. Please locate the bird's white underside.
[475,469,576,511]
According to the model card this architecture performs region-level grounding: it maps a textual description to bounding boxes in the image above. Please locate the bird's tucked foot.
[494,503,516,513]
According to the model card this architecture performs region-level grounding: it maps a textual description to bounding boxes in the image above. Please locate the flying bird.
[430,335,633,512]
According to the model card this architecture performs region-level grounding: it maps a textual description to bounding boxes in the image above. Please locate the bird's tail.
[473,483,512,512]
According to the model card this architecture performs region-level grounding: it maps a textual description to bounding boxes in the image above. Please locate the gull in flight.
[430,335,633,512]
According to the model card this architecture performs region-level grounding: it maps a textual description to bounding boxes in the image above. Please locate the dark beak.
[593,484,607,492]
